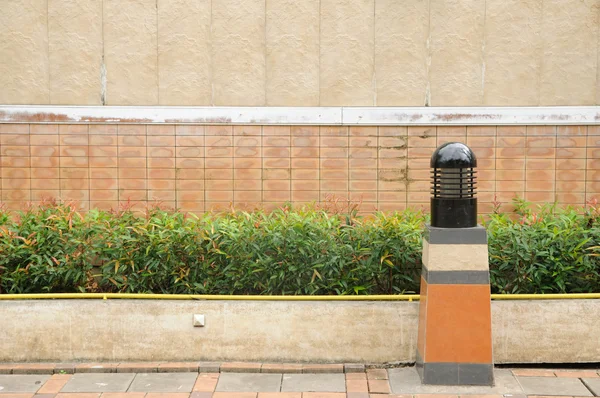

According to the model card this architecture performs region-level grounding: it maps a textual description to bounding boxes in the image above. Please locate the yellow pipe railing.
[0,293,599,300]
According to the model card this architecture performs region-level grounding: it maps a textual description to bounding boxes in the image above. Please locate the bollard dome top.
[430,142,477,169]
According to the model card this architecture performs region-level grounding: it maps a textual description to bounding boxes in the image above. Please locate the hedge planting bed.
[0,199,598,295]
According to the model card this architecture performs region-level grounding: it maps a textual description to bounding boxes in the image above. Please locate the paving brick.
[220,364,261,374]
[302,393,345,398]
[414,395,458,398]
[128,373,198,393]
[116,363,160,373]
[555,371,599,378]
[343,366,365,374]
[344,375,366,381]
[346,393,369,398]
[55,394,101,398]
[581,378,600,396]
[517,376,591,396]
[193,374,219,392]
[0,375,51,393]
[74,365,117,374]
[34,394,58,398]
[0,364,14,374]
[0,394,34,398]
[145,394,190,398]
[61,374,135,393]
[366,395,410,398]
[100,393,147,398]
[212,393,257,398]
[37,375,71,394]
[511,370,556,377]
[216,374,281,392]
[367,380,390,394]
[12,365,56,375]
[302,365,343,374]
[281,374,345,393]
[257,394,301,398]
[198,363,221,374]
[158,363,199,373]
[190,393,213,398]
[365,370,387,381]
[345,380,368,393]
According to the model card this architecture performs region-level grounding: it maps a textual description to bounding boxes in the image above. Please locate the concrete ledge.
[0,299,598,363]
[0,105,599,125]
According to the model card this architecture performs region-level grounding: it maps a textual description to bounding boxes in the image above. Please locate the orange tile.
[119,168,146,179]
[320,169,348,180]
[556,147,586,158]
[31,145,59,157]
[263,136,291,147]
[176,191,204,202]
[263,126,291,136]
[176,158,204,169]
[176,147,203,158]
[234,136,260,147]
[234,169,262,180]
[407,126,435,137]
[205,170,233,180]
[205,191,233,201]
[424,284,492,363]
[496,136,525,147]
[263,191,291,202]
[177,169,205,180]
[349,137,376,148]
[292,180,319,191]
[263,157,290,168]
[89,134,117,146]
[31,178,60,189]
[557,125,586,136]
[148,190,175,201]
[148,169,176,179]
[467,126,495,136]
[1,134,29,145]
[526,126,556,136]
[349,126,378,137]
[149,179,175,190]
[60,135,88,146]
[234,158,261,169]
[379,126,407,137]
[291,191,319,201]
[176,136,204,146]
[59,124,89,134]
[31,124,58,134]
[233,125,261,136]
[207,174,233,188]
[176,180,205,190]
[291,126,318,136]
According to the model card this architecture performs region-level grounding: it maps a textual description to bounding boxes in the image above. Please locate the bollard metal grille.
[431,167,477,199]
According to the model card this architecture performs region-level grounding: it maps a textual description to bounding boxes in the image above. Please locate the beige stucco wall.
[1,0,599,106]
[0,299,598,363]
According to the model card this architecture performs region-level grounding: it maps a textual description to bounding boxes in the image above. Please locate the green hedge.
[0,199,598,295]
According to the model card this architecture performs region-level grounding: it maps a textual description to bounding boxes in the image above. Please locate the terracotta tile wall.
[0,123,598,214]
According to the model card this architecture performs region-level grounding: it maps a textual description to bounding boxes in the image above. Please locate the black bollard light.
[430,142,477,228]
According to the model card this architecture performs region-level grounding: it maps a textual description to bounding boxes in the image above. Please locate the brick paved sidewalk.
[0,366,599,398]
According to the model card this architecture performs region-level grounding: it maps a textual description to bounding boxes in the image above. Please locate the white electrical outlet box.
[193,314,205,327]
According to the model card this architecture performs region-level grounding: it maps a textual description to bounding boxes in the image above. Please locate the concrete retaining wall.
[0,299,598,363]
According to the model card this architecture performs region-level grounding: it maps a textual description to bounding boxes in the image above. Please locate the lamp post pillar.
[416,142,494,386]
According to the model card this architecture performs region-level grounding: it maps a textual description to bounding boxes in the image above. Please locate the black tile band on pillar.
[416,143,494,386]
